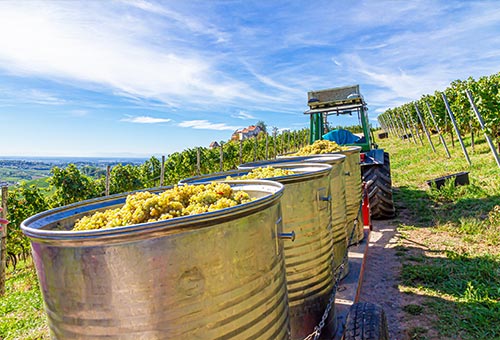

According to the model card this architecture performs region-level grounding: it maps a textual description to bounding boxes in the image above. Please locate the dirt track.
[358,219,405,339]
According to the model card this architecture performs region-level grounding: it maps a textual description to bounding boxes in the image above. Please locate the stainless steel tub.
[21,181,290,340]
[276,146,363,245]
[181,163,336,339]
[238,155,349,278]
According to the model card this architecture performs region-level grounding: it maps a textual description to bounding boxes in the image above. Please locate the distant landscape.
[0,157,150,187]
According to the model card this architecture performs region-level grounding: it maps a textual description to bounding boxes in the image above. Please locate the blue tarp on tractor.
[322,129,360,145]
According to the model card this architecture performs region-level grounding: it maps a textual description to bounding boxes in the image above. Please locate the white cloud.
[0,87,66,106]
[0,2,261,110]
[244,63,303,99]
[1,0,500,130]
[121,0,229,43]
[121,116,171,124]
[28,90,66,105]
[232,111,255,120]
[178,120,239,131]
[70,110,88,117]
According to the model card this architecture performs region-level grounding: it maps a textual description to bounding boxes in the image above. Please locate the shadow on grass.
[392,185,500,228]
[398,244,500,340]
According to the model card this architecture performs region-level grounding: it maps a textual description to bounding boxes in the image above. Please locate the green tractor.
[304,84,395,219]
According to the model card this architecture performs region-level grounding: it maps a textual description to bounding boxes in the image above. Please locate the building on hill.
[209,141,220,149]
[231,125,263,141]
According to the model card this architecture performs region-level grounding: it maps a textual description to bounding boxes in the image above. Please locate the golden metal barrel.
[301,155,348,278]
[238,156,348,279]
[336,146,363,245]
[22,181,290,340]
[277,146,363,245]
[182,163,336,339]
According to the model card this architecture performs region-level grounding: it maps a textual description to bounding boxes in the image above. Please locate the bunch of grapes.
[233,166,296,180]
[292,140,348,155]
[73,183,252,231]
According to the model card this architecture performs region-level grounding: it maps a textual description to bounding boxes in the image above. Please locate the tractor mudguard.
[361,149,384,166]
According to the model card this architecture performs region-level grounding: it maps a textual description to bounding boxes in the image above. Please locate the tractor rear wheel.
[342,302,389,340]
[362,152,395,219]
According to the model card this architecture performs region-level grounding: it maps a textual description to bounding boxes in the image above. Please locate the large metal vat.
[277,146,363,245]
[238,155,348,278]
[21,181,290,340]
[181,163,336,339]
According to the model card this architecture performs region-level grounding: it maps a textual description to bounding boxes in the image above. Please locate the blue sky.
[1,0,499,157]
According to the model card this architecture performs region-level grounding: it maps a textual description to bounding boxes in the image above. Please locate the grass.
[408,326,429,340]
[0,260,49,340]
[402,304,424,315]
[378,131,500,339]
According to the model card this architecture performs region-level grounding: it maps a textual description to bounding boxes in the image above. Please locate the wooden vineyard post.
[196,148,201,175]
[273,132,277,159]
[442,92,471,165]
[386,114,398,137]
[401,111,418,144]
[0,185,7,296]
[382,116,394,136]
[379,116,387,135]
[265,133,269,160]
[105,165,111,196]
[253,137,257,161]
[470,121,475,152]
[239,140,243,165]
[406,109,424,146]
[391,113,401,138]
[397,113,407,140]
[425,100,451,158]
[160,155,165,186]
[398,114,411,143]
[414,103,436,153]
[466,89,500,168]
[405,110,424,146]
[219,143,224,172]
[392,112,405,139]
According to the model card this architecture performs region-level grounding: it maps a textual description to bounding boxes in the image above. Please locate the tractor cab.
[304,84,383,165]
[304,84,395,219]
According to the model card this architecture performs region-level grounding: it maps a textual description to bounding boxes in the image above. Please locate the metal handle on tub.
[278,231,295,241]
[319,195,331,202]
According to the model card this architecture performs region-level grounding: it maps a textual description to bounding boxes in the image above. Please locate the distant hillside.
[0,161,51,186]
[0,158,144,186]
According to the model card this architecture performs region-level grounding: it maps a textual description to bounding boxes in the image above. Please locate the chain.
[302,193,366,340]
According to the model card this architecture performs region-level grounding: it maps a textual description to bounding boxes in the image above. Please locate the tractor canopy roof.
[304,84,366,115]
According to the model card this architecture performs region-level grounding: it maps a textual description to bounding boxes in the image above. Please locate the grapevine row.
[377,72,500,154]
[2,128,309,264]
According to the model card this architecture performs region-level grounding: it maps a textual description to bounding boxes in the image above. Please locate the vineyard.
[1,72,500,339]
[1,129,309,266]
[378,72,500,165]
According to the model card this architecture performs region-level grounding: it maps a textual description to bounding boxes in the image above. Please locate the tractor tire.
[342,302,389,340]
[362,152,395,219]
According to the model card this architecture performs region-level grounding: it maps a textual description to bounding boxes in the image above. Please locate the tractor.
[304,84,395,219]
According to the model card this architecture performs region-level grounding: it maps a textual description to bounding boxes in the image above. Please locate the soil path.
[358,219,405,339]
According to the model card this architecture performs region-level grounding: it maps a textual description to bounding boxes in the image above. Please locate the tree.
[7,183,49,259]
[256,120,267,134]
[140,156,161,188]
[272,126,279,137]
[48,164,99,206]
[109,164,143,194]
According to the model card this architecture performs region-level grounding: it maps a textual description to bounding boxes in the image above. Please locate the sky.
[1,0,500,158]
